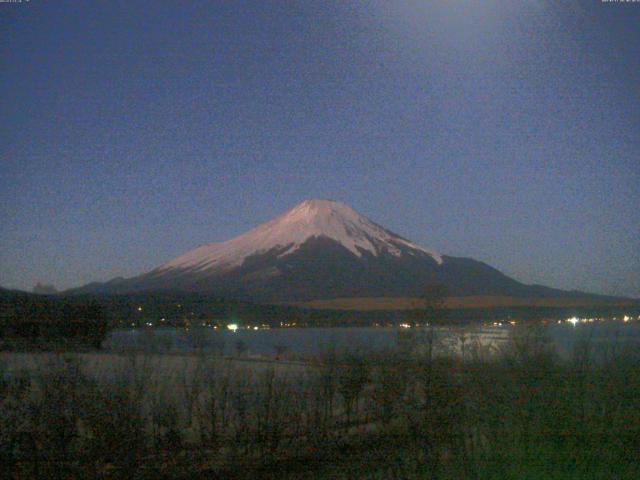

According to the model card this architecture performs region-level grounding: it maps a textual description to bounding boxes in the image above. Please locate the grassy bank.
[1,327,638,479]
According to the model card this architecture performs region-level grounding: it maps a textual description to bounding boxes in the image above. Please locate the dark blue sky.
[1,1,639,297]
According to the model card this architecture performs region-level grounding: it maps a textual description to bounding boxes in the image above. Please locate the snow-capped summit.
[157,199,442,274]
[72,199,578,303]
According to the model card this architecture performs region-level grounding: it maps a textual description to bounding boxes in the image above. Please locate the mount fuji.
[73,199,595,303]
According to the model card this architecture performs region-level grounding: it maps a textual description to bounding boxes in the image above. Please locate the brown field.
[288,295,638,311]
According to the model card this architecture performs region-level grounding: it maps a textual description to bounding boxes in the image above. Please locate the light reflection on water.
[105,322,640,360]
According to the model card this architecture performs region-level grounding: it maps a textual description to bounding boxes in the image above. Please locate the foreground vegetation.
[1,326,638,479]
[0,289,109,350]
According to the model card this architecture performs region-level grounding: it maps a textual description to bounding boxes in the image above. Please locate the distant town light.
[253,326,259,330]
[227,323,238,332]
[623,315,630,322]
[399,323,410,329]
[137,306,143,312]
[567,317,579,326]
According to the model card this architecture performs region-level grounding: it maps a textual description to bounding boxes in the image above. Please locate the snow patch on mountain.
[157,199,442,273]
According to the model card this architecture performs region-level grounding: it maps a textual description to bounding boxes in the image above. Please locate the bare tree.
[417,282,448,366]
[337,352,370,427]
[235,340,248,357]
[274,344,288,359]
[422,283,448,325]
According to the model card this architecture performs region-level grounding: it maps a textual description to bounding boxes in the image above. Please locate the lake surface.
[104,321,640,360]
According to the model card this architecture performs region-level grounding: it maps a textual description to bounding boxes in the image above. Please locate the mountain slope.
[71,199,604,302]
[158,199,442,274]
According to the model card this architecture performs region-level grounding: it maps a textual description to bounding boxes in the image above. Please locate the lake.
[104,320,640,360]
